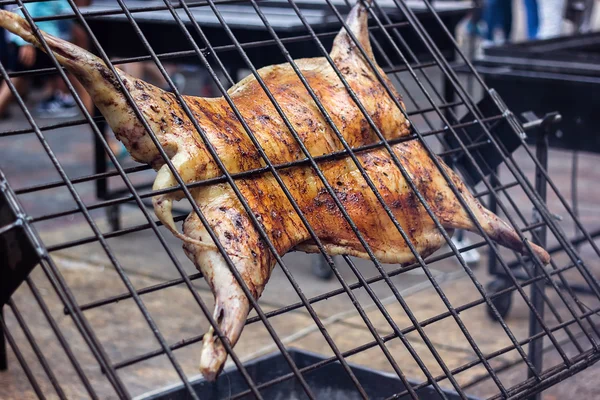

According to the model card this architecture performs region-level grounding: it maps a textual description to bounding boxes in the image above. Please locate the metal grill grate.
[1,0,599,399]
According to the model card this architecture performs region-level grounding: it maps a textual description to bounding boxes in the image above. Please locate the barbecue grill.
[1,1,600,399]
[473,32,600,153]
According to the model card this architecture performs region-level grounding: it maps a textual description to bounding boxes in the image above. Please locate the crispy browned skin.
[0,4,408,246]
[0,1,550,381]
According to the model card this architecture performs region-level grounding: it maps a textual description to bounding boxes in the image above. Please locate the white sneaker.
[452,235,481,266]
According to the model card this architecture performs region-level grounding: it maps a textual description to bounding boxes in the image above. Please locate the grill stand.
[527,112,552,400]
[482,111,595,399]
[481,112,564,399]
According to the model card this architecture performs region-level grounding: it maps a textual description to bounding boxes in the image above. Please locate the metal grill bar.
[7,300,67,400]
[24,278,99,399]
[30,138,494,234]
[0,95,456,140]
[462,329,591,391]
[14,112,484,196]
[491,349,600,400]
[1,1,599,399]
[0,313,46,399]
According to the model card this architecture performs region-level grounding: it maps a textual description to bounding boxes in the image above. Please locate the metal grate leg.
[0,306,6,371]
[527,114,552,399]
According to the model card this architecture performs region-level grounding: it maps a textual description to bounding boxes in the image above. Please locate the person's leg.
[121,61,144,78]
[483,0,499,41]
[143,62,169,88]
[0,76,29,116]
[523,0,539,39]
[501,0,513,41]
[538,0,565,38]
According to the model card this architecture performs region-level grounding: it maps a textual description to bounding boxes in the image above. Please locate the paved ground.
[2,7,600,400]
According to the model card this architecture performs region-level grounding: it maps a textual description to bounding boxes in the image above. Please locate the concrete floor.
[2,6,600,400]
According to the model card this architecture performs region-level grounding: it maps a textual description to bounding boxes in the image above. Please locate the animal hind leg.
[152,152,216,250]
[181,182,303,380]
[435,161,551,264]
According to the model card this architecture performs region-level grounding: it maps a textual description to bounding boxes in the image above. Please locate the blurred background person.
[121,61,186,94]
[482,0,539,45]
[0,0,93,118]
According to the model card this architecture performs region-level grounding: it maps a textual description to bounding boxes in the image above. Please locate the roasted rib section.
[0,0,550,381]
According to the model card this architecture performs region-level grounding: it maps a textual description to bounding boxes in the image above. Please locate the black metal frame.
[1,0,599,399]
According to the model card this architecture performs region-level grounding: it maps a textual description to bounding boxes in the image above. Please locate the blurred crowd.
[468,0,595,45]
[0,0,94,118]
[0,0,189,121]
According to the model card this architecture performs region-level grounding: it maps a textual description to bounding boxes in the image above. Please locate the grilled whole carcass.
[0,1,550,381]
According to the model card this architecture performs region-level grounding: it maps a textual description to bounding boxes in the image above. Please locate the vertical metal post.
[94,109,121,231]
[94,108,108,200]
[571,151,581,251]
[487,167,499,276]
[442,76,454,126]
[527,121,549,399]
[0,306,6,370]
[442,40,456,125]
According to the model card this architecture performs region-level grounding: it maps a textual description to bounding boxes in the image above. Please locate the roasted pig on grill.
[0,0,550,381]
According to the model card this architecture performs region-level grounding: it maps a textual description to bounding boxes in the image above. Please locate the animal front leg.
[152,152,217,250]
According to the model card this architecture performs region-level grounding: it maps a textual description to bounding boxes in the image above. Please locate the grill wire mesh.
[1,0,600,399]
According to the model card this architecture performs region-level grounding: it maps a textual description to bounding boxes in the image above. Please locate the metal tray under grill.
[137,348,479,400]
